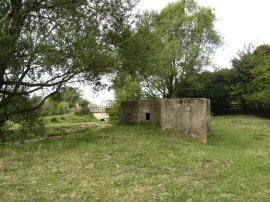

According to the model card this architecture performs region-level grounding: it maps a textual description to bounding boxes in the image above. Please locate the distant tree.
[51,87,81,108]
[41,87,88,115]
[196,69,236,114]
[75,99,90,115]
[41,98,57,116]
[109,73,142,122]
[57,101,69,115]
[232,44,270,108]
[231,45,257,108]
[246,45,270,105]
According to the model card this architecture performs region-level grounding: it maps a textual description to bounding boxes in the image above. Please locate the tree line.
[110,1,270,119]
[170,44,270,115]
[112,42,270,118]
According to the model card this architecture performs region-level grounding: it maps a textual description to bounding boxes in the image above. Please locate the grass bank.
[1,114,98,143]
[0,115,269,201]
[44,113,97,127]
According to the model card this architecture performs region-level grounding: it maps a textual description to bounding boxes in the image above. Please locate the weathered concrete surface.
[121,99,210,144]
[121,100,162,125]
[92,112,109,121]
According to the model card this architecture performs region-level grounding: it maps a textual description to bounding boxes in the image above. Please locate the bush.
[108,102,121,123]
[75,108,90,116]
[0,122,12,143]
[17,120,45,140]
[0,117,45,143]
[50,117,58,122]
[75,99,90,116]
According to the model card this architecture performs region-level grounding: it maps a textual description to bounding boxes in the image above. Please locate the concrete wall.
[160,99,210,144]
[121,100,161,126]
[121,99,210,144]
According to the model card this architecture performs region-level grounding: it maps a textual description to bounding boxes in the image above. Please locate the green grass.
[44,113,97,127]
[1,114,99,143]
[0,115,270,201]
[44,114,100,138]
[5,112,96,130]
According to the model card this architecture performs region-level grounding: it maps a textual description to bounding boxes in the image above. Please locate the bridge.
[88,103,112,121]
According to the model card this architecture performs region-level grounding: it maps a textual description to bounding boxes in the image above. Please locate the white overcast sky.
[82,0,270,104]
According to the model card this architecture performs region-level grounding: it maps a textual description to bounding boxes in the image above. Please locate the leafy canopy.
[0,0,137,135]
[115,0,221,99]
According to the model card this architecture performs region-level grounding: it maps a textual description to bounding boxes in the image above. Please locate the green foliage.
[156,0,221,98]
[15,118,45,142]
[109,74,142,122]
[114,0,221,99]
[57,101,69,115]
[44,114,97,127]
[75,99,90,116]
[41,87,89,116]
[60,116,66,120]
[231,45,257,106]
[247,45,270,105]
[51,87,81,108]
[0,0,136,137]
[113,74,142,101]
[50,117,58,123]
[198,69,236,114]
[41,98,57,116]
[171,43,270,115]
[249,64,270,104]
[232,44,270,108]
[0,121,13,143]
[0,96,45,142]
[80,99,90,108]
[172,43,270,115]
[168,68,235,115]
[1,114,98,143]
[108,102,122,123]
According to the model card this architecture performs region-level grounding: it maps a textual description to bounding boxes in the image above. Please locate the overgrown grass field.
[44,113,97,126]
[0,115,270,201]
[2,114,99,143]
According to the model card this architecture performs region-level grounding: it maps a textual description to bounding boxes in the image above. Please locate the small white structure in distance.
[88,103,112,121]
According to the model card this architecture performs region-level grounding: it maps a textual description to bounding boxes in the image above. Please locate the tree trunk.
[0,117,7,140]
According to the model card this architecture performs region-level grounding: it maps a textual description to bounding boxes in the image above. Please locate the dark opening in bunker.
[126,113,132,120]
[146,113,150,120]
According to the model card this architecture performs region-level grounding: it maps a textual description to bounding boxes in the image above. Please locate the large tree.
[114,11,167,98]
[0,0,136,133]
[129,0,222,98]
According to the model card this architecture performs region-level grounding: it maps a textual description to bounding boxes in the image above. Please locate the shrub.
[108,102,121,123]
[50,117,58,122]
